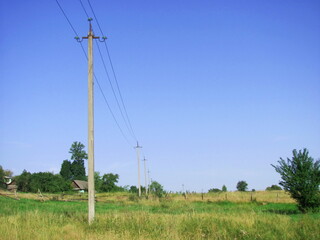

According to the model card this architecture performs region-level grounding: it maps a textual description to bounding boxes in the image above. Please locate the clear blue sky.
[1,0,319,192]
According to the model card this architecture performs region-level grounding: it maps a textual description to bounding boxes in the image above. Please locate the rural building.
[3,176,17,191]
[72,180,88,191]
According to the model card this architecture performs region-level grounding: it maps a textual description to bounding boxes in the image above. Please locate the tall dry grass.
[1,208,318,240]
[180,190,295,203]
[2,190,315,240]
[1,189,294,204]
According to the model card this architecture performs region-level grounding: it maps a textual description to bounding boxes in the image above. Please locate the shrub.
[272,149,320,212]
[236,181,248,192]
[208,188,221,193]
[149,181,165,198]
[222,185,227,192]
[266,185,282,191]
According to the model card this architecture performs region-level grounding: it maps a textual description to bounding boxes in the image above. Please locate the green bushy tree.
[129,185,138,193]
[29,172,71,193]
[69,142,87,180]
[0,166,5,189]
[129,185,146,194]
[101,173,119,192]
[60,160,72,180]
[0,166,4,179]
[236,180,248,191]
[149,181,165,198]
[94,172,103,192]
[208,188,221,193]
[16,170,71,193]
[222,185,227,192]
[266,185,282,191]
[272,149,320,212]
[16,170,32,192]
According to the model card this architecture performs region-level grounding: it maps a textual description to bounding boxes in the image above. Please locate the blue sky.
[1,0,319,192]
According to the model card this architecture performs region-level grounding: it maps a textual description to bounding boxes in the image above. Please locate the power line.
[79,0,90,19]
[78,46,133,147]
[94,74,133,146]
[87,0,138,141]
[55,0,133,147]
[78,0,137,142]
[55,0,79,37]
[55,0,87,57]
[95,40,137,141]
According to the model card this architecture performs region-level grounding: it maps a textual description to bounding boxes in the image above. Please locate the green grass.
[0,196,319,239]
[0,196,307,217]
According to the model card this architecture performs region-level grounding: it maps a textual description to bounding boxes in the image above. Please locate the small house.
[72,180,88,192]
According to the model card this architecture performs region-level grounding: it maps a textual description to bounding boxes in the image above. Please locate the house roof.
[73,180,88,190]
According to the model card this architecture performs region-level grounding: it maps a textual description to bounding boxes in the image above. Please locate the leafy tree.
[208,188,221,193]
[60,160,72,180]
[0,166,3,178]
[131,186,146,194]
[116,185,130,192]
[16,170,32,192]
[149,180,165,198]
[129,185,146,194]
[272,149,320,212]
[222,185,227,192]
[266,185,282,191]
[101,173,119,192]
[0,166,5,188]
[140,186,146,194]
[28,172,71,193]
[94,172,103,192]
[69,141,87,180]
[129,185,138,193]
[236,180,248,191]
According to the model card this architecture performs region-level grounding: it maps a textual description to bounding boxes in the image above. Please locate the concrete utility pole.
[147,169,151,190]
[134,142,142,197]
[77,18,104,224]
[143,157,147,195]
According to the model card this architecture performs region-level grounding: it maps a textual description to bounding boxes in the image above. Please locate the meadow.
[0,191,319,240]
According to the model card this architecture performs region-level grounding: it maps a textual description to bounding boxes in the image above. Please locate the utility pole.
[76,18,105,224]
[143,157,147,195]
[134,142,142,197]
[147,169,151,193]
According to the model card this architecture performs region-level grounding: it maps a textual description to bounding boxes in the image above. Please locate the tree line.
[1,141,165,196]
[1,146,319,212]
[208,182,281,193]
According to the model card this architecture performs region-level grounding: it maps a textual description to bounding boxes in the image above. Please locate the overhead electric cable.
[55,0,133,147]
[95,40,137,140]
[79,0,90,19]
[55,0,87,57]
[87,0,138,141]
[78,0,137,142]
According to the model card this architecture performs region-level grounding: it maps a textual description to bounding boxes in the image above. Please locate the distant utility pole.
[147,169,151,192]
[76,18,105,224]
[143,157,148,195]
[134,142,142,197]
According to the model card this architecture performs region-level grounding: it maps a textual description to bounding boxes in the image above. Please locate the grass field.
[0,191,319,240]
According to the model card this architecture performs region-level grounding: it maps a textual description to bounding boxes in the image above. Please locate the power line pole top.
[134,141,142,149]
